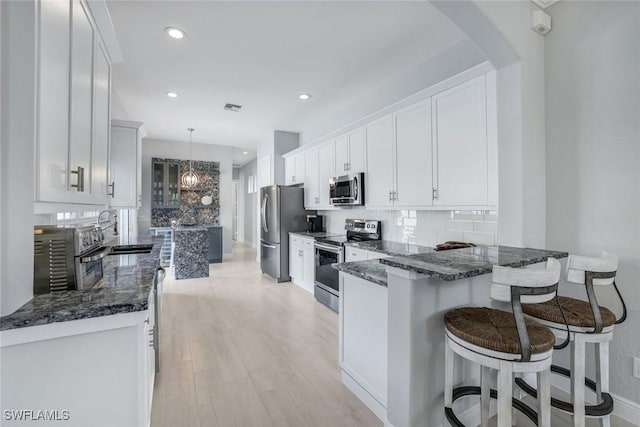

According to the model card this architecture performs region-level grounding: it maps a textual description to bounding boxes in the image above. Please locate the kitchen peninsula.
[174,226,209,279]
[335,245,567,427]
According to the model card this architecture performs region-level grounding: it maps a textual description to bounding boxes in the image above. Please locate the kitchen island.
[173,226,209,279]
[334,245,567,427]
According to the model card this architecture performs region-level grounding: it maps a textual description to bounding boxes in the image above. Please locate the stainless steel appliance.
[260,185,310,282]
[329,173,364,206]
[33,225,109,294]
[314,219,381,311]
[306,214,324,232]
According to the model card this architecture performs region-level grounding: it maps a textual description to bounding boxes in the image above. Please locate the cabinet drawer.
[345,247,368,262]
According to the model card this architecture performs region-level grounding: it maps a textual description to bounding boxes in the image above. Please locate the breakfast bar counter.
[336,245,567,427]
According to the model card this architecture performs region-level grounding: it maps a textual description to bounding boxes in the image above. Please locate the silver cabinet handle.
[393,191,397,201]
[346,162,350,171]
[71,166,85,192]
[108,182,115,198]
[432,188,439,200]
[389,191,393,201]
[315,197,319,204]
[298,250,303,257]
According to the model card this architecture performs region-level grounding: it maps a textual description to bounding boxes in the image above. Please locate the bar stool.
[444,258,563,427]
[517,251,626,427]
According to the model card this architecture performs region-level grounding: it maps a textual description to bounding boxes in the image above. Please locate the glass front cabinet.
[152,160,180,207]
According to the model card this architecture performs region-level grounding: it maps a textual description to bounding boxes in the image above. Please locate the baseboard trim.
[527,372,640,424]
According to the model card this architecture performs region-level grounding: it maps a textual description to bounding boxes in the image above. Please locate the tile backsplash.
[318,209,498,247]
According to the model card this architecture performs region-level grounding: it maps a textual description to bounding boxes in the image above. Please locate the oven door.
[314,243,343,296]
[75,246,109,290]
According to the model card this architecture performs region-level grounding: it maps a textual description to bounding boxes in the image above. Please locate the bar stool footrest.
[444,385,539,427]
[514,365,614,417]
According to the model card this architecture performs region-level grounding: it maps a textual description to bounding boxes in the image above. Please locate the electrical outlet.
[634,357,640,379]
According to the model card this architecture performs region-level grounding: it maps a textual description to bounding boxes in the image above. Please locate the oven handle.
[314,243,343,254]
[79,246,110,263]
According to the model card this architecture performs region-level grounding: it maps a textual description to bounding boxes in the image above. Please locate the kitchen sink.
[108,244,154,255]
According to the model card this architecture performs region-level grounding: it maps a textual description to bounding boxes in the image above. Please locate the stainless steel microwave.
[329,173,364,206]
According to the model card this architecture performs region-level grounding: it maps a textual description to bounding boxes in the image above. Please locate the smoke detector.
[224,103,242,112]
[532,10,552,36]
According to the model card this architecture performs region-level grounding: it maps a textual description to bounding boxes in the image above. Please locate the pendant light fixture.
[181,128,199,188]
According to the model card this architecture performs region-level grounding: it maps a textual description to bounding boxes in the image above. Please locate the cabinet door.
[294,153,305,185]
[432,76,488,206]
[289,241,302,283]
[365,115,395,208]
[92,41,110,205]
[304,148,319,208]
[110,126,138,207]
[302,240,315,293]
[318,142,336,208]
[335,135,349,175]
[394,102,433,207]
[348,127,365,173]
[284,156,295,186]
[36,0,72,203]
[69,0,95,203]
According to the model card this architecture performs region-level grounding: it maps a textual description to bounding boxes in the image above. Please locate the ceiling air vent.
[224,103,242,112]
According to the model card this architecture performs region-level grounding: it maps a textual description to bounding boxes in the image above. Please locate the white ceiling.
[107,1,468,165]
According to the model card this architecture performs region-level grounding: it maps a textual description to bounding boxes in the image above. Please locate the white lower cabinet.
[339,273,388,421]
[0,303,156,427]
[289,235,314,294]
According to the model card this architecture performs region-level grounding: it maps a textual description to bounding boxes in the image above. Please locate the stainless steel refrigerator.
[260,185,308,282]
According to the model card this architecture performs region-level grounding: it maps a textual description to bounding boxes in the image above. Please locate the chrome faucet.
[97,209,118,236]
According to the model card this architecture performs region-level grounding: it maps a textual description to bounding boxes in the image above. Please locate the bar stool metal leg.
[571,334,587,427]
[596,341,611,427]
[481,366,491,427]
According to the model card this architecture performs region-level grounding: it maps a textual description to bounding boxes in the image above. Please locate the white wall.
[0,1,37,316]
[237,159,257,248]
[140,139,234,256]
[545,1,640,404]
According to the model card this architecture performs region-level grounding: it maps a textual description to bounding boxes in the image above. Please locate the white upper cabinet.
[432,75,488,206]
[110,121,143,208]
[394,101,433,207]
[284,72,497,211]
[36,0,73,203]
[348,127,366,173]
[317,141,336,208]
[365,116,395,208]
[35,0,113,207]
[304,147,320,208]
[335,127,365,175]
[284,152,305,186]
[91,41,111,205]
[69,0,95,204]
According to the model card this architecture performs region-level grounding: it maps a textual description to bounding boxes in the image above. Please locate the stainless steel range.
[33,224,110,294]
[314,219,381,312]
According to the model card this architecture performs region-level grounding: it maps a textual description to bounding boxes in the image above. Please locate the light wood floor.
[151,242,635,427]
[151,241,382,427]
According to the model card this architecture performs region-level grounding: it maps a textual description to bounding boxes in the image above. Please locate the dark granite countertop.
[289,231,342,239]
[174,226,208,232]
[0,236,163,331]
[333,260,388,287]
[344,240,433,257]
[380,245,568,281]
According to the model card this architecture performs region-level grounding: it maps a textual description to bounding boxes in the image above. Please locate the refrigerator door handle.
[261,194,269,233]
[261,242,276,249]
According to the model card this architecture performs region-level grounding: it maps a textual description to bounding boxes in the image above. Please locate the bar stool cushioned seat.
[445,307,556,355]
[522,296,616,329]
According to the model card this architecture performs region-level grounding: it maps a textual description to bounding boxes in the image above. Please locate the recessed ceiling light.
[243,151,248,155]
[165,27,186,39]
[166,91,179,98]
[299,94,311,100]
